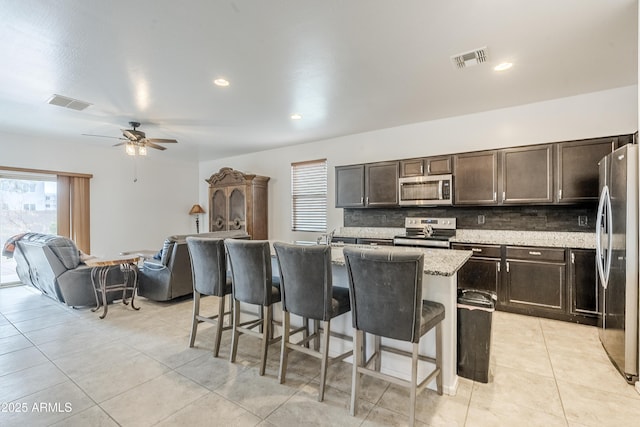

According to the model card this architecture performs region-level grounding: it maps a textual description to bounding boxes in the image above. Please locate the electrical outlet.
[477,215,485,225]
[578,215,588,226]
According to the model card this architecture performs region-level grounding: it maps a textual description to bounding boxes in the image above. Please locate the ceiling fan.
[82,121,178,155]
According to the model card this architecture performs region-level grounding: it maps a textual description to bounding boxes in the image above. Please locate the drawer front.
[506,246,565,262]
[452,243,501,258]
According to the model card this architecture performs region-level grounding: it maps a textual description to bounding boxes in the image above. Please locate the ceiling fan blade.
[112,142,126,147]
[147,138,178,143]
[82,133,126,140]
[145,142,167,151]
[122,129,138,141]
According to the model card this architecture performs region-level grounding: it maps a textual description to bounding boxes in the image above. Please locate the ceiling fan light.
[125,143,136,156]
[138,145,147,156]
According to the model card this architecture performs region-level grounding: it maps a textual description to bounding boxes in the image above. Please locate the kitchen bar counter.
[271,241,471,396]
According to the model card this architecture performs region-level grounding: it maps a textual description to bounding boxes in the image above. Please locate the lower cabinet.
[455,243,597,325]
[452,243,501,294]
[505,246,565,313]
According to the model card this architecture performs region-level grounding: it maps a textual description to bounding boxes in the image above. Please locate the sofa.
[137,231,250,301]
[12,233,125,307]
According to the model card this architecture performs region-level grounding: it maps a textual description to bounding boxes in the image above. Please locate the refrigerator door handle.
[596,185,610,289]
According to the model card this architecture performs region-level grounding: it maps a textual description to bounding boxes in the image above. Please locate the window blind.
[291,159,327,232]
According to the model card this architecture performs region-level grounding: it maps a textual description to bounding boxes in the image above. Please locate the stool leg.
[374,335,381,371]
[410,342,419,426]
[189,291,200,348]
[259,305,271,376]
[350,328,362,416]
[313,320,320,351]
[318,320,331,402]
[279,311,290,384]
[213,294,225,357]
[436,322,443,395]
[230,299,240,363]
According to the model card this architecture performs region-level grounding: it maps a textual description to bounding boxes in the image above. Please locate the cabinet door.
[557,137,616,203]
[426,155,452,175]
[228,186,246,231]
[454,151,498,205]
[399,158,424,177]
[569,249,598,316]
[506,260,565,310]
[365,161,399,206]
[335,165,365,207]
[501,145,553,204]
[210,188,228,231]
[457,258,501,293]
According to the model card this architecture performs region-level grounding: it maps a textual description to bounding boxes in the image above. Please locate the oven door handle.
[438,180,443,200]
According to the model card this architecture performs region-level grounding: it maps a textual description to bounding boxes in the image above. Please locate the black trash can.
[457,289,497,383]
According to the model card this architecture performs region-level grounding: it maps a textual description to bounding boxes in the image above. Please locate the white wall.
[1,132,199,256]
[199,85,638,244]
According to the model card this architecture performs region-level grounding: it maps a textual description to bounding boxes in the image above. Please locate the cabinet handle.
[571,252,575,264]
[360,197,364,205]
[471,248,483,253]
[502,191,506,201]
[558,189,563,200]
[365,197,369,205]
[528,251,542,256]
[427,163,431,174]
[420,164,424,174]
[497,262,501,272]
[506,261,510,273]
[493,192,497,202]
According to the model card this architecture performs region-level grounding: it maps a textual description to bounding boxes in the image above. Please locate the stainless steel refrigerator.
[596,143,638,383]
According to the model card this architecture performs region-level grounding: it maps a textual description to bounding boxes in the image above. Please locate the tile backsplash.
[343,205,596,232]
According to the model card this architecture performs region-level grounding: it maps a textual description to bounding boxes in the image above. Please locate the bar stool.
[186,237,232,357]
[343,247,444,427]
[273,242,352,401]
[224,239,282,376]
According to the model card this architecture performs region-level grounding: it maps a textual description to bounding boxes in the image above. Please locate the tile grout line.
[538,318,570,427]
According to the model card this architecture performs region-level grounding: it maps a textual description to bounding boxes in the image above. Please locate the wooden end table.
[85,255,141,319]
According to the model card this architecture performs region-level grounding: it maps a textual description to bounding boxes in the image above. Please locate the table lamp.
[189,204,206,233]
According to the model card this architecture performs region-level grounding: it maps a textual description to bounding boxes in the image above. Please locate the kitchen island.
[272,243,472,396]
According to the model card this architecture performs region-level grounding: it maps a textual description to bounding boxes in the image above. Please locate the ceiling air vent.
[47,94,92,111]
[451,47,488,69]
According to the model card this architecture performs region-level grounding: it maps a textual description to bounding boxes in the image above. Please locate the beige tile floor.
[1,284,639,426]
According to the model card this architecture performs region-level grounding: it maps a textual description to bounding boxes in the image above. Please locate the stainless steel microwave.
[398,174,453,206]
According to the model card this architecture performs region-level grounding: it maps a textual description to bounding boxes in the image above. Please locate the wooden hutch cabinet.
[206,167,270,240]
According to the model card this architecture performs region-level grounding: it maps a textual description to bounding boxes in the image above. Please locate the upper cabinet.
[365,161,399,206]
[501,145,553,204]
[335,164,365,207]
[335,161,399,208]
[399,155,452,177]
[556,137,618,203]
[454,151,499,205]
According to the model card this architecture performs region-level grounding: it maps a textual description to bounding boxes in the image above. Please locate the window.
[291,159,327,232]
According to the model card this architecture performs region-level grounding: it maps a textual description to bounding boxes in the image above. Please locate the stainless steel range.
[393,217,456,248]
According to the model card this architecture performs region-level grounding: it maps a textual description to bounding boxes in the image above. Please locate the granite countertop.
[451,229,596,249]
[329,244,472,277]
[335,227,596,249]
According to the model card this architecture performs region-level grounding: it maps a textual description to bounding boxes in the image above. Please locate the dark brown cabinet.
[365,161,399,206]
[453,151,498,205]
[501,145,553,204]
[569,249,598,318]
[505,246,565,313]
[335,164,365,207]
[206,167,270,240]
[452,243,501,294]
[557,137,616,203]
[335,161,398,207]
[400,155,452,178]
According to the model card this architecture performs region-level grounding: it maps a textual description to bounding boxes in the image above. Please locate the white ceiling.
[0,0,637,161]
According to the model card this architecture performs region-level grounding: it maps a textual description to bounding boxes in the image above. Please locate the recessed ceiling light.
[290,113,302,120]
[213,78,230,87]
[494,62,513,71]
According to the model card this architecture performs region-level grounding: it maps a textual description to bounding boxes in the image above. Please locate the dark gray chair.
[273,242,352,401]
[343,247,445,427]
[224,239,282,376]
[186,237,232,357]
